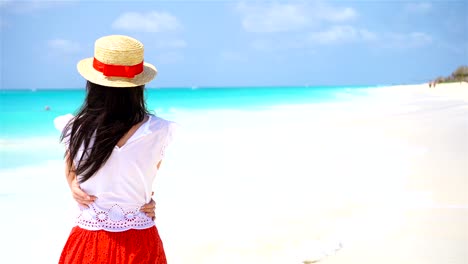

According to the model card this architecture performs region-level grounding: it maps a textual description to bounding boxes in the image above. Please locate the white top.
[54,114,176,232]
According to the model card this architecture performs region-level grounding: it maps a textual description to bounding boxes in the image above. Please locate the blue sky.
[0,0,466,89]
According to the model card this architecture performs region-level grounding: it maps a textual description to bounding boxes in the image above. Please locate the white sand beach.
[157,82,468,264]
[0,83,467,263]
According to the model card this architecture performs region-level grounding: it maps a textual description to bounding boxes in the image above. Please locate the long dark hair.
[61,81,150,183]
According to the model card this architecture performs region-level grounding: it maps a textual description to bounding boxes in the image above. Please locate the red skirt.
[59,226,167,264]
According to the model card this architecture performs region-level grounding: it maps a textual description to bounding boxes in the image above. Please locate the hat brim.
[77,58,157,88]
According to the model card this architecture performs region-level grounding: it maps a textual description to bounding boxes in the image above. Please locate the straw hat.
[77,35,157,87]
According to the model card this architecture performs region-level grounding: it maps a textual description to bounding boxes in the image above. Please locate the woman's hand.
[66,152,96,207]
[140,192,157,221]
[71,181,157,220]
[70,177,97,207]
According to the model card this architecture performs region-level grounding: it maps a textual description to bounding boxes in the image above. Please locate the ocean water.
[0,86,371,137]
[0,86,372,169]
[2,85,422,263]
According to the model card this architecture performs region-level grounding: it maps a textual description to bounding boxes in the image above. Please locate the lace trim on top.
[77,204,154,232]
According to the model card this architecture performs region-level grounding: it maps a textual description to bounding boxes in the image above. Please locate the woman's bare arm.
[65,152,97,207]
[66,152,157,219]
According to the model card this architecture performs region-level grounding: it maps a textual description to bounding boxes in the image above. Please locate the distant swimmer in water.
[44,105,51,111]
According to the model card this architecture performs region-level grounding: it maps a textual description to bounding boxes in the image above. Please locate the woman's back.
[56,114,176,231]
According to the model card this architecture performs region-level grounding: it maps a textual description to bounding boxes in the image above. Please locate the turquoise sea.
[0,86,374,170]
[0,86,373,137]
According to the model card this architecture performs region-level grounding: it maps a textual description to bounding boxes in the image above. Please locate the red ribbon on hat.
[93,58,144,78]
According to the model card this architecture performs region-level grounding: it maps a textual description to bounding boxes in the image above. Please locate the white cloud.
[308,27,431,48]
[48,39,81,54]
[112,11,182,33]
[307,25,377,45]
[317,4,358,22]
[236,1,357,33]
[251,26,431,50]
[309,25,359,44]
[404,2,432,13]
[236,1,431,51]
[237,2,308,33]
[249,26,374,51]
[384,32,433,49]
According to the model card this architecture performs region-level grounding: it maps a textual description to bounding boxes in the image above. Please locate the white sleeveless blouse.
[54,114,176,232]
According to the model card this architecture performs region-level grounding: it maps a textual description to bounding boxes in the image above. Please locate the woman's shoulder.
[148,115,177,130]
[147,114,178,141]
[53,113,75,132]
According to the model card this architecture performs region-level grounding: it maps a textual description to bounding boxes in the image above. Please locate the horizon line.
[0,83,412,91]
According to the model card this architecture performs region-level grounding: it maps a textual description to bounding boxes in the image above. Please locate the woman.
[55,35,176,264]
